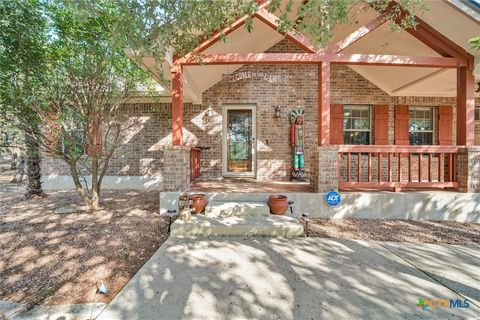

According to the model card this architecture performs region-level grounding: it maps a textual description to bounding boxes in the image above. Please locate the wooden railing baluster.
[398,153,402,183]
[336,145,460,190]
[378,153,381,182]
[368,153,372,182]
[418,153,422,183]
[428,153,432,182]
[408,153,412,182]
[347,153,351,182]
[338,152,342,181]
[388,153,392,182]
[448,154,453,182]
[358,153,361,182]
[452,154,456,182]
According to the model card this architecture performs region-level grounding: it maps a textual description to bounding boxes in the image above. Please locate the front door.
[222,105,256,177]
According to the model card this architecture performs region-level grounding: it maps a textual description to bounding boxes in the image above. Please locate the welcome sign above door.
[222,70,283,83]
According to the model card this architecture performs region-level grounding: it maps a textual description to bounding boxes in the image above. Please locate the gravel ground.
[306,218,480,245]
[0,162,169,307]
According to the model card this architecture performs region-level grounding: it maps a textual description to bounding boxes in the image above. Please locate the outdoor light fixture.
[207,105,213,117]
[274,106,281,118]
[166,209,178,233]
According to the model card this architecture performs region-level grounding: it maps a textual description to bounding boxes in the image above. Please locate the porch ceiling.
[135,0,480,102]
[184,17,284,102]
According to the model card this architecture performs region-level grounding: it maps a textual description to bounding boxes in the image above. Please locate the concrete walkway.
[96,238,480,320]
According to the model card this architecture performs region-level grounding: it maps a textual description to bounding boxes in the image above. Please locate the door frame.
[222,104,257,177]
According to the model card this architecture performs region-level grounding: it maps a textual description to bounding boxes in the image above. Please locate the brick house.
[41,1,480,219]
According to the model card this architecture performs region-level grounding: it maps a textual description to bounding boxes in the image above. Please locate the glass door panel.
[227,109,253,173]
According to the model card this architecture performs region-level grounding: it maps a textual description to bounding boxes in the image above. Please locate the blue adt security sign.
[325,190,341,206]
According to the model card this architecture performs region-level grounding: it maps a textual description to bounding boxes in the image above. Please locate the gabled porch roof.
[133,0,480,103]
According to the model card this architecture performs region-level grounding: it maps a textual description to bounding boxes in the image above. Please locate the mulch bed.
[306,218,480,245]
[2,160,480,307]
[0,168,169,306]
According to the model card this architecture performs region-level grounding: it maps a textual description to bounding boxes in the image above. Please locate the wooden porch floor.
[189,178,459,193]
[190,178,310,193]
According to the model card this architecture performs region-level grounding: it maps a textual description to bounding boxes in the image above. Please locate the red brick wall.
[201,40,317,179]
[42,38,480,184]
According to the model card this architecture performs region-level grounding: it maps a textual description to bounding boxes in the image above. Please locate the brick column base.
[162,146,190,191]
[457,147,480,193]
[310,146,339,193]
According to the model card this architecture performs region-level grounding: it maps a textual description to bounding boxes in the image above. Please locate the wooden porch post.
[456,66,475,147]
[171,65,183,146]
[318,61,331,146]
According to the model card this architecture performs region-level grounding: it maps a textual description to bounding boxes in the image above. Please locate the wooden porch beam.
[181,52,462,68]
[176,1,271,64]
[406,22,469,62]
[331,54,461,67]
[456,66,475,147]
[397,12,474,69]
[326,14,386,53]
[253,9,317,53]
[318,62,331,146]
[171,65,183,146]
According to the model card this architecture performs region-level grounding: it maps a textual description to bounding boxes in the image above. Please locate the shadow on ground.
[97,237,480,320]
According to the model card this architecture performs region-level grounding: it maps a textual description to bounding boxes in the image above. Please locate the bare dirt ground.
[0,160,169,307]
[307,218,480,245]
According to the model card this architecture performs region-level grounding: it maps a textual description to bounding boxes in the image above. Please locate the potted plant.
[189,194,208,214]
[267,195,289,215]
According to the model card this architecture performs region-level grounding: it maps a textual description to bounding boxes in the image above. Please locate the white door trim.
[222,104,257,177]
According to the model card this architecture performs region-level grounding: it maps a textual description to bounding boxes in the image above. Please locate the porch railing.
[190,147,201,181]
[337,145,460,191]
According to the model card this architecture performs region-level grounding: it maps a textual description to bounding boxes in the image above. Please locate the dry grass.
[0,162,169,306]
[307,218,480,245]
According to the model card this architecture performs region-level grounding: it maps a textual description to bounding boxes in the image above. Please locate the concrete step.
[205,201,270,218]
[170,214,304,237]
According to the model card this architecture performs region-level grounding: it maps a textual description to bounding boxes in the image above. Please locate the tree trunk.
[9,143,20,169]
[24,125,45,198]
[10,152,18,169]
[91,189,99,210]
[68,160,93,211]
[90,123,100,211]
[10,156,25,183]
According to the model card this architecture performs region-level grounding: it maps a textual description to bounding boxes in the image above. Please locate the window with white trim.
[409,106,434,145]
[343,105,371,145]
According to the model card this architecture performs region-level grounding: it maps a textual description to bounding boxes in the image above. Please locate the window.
[409,106,434,145]
[475,107,480,121]
[343,105,371,144]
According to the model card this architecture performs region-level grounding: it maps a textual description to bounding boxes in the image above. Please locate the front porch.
[190,178,310,193]
[162,146,480,223]
[190,177,460,194]
[159,4,479,195]
[187,145,475,193]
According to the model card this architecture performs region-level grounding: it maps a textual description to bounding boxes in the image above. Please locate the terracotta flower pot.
[267,195,289,215]
[189,194,208,214]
